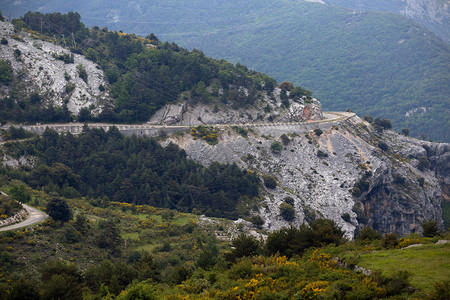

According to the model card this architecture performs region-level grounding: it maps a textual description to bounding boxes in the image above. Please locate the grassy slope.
[358,243,450,294]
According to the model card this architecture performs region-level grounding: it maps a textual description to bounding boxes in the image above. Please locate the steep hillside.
[0,20,111,117]
[1,1,448,141]
[0,13,319,126]
[326,0,450,43]
[164,114,449,237]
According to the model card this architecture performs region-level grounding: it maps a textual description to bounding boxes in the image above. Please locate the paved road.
[0,204,48,232]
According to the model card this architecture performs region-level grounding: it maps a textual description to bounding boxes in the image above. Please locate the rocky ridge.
[148,87,322,126]
[164,114,449,238]
[0,20,111,115]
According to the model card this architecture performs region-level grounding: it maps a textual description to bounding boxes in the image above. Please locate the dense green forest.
[3,1,448,141]
[0,11,286,125]
[2,127,260,219]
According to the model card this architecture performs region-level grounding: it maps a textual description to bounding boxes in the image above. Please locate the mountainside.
[326,0,450,43]
[0,14,318,126]
[163,113,449,237]
[1,1,448,141]
[0,20,111,116]
[0,12,448,237]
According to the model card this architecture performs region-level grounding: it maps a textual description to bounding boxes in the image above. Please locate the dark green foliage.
[5,278,39,300]
[262,175,277,189]
[341,212,351,222]
[422,219,440,237]
[84,260,137,294]
[401,128,410,136]
[317,150,328,158]
[76,64,87,82]
[0,193,23,217]
[279,202,295,222]
[377,141,388,151]
[356,226,382,241]
[46,197,72,223]
[14,128,259,219]
[232,126,248,138]
[314,128,323,136]
[417,156,430,171]
[382,233,399,249]
[1,37,8,45]
[7,126,33,140]
[280,134,290,145]
[249,215,264,229]
[392,173,406,185]
[374,118,392,131]
[39,260,82,300]
[270,141,282,153]
[363,115,373,123]
[283,197,295,206]
[0,59,13,85]
[8,185,31,203]
[227,234,260,262]
[97,219,123,255]
[431,280,450,300]
[265,219,344,257]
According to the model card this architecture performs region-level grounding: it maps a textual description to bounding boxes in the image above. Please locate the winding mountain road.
[0,193,48,232]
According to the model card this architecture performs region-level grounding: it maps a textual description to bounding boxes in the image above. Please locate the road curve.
[0,204,48,232]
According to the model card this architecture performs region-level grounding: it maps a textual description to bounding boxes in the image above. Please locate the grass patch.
[121,232,139,240]
[358,243,450,293]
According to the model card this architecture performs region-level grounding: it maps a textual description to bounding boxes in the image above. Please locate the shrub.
[228,234,260,261]
[317,150,328,158]
[0,59,13,85]
[401,128,410,136]
[76,64,88,83]
[262,175,277,189]
[280,134,290,145]
[314,128,323,136]
[341,213,351,222]
[382,233,399,249]
[363,115,373,123]
[378,141,388,151]
[356,226,381,241]
[279,202,295,221]
[422,219,440,237]
[249,215,264,229]
[270,141,283,153]
[417,156,430,171]
[283,197,295,206]
[1,37,8,45]
[46,197,72,223]
[431,280,450,300]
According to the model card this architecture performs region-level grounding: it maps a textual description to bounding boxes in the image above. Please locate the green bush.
[382,233,399,249]
[76,64,88,83]
[422,219,440,237]
[314,128,323,136]
[0,59,13,85]
[279,202,295,221]
[356,226,381,241]
[270,141,283,153]
[262,175,277,189]
[378,141,389,151]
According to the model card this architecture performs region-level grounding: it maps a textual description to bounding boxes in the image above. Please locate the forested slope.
[4,1,448,141]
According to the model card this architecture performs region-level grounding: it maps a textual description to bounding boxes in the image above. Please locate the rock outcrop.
[148,87,322,126]
[165,114,448,238]
[0,20,111,115]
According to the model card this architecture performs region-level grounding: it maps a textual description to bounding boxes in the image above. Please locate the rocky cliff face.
[0,20,111,114]
[148,87,322,126]
[164,114,448,237]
